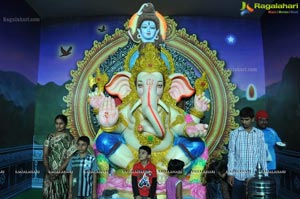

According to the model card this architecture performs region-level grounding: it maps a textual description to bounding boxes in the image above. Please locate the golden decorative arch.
[63,18,238,159]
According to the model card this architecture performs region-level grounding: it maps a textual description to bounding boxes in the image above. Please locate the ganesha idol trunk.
[140,73,166,139]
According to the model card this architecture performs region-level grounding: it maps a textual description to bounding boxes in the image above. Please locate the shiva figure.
[89,43,210,197]
[127,2,166,46]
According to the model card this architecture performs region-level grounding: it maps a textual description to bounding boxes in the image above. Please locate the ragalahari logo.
[240,2,254,16]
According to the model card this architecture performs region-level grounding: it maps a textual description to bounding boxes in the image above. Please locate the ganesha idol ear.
[105,71,132,100]
[168,73,195,102]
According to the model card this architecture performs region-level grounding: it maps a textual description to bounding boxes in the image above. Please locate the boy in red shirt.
[132,145,157,199]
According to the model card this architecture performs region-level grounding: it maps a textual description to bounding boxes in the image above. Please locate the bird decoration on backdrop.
[98,25,107,33]
[60,46,72,57]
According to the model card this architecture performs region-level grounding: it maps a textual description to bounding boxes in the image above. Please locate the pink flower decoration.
[93,144,100,156]
[97,175,206,197]
[190,183,206,199]
[200,147,209,160]
[185,114,194,123]
[97,183,108,196]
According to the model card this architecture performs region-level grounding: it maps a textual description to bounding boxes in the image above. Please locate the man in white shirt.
[227,107,267,199]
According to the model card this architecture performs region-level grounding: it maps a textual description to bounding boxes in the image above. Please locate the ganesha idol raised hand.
[89,44,210,183]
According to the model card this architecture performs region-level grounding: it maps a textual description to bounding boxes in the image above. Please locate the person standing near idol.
[43,114,77,199]
[227,107,268,199]
[256,110,286,195]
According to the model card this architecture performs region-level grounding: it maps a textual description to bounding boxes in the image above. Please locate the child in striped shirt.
[67,136,99,199]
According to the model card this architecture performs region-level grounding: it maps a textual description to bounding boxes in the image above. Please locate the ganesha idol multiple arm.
[89,44,210,171]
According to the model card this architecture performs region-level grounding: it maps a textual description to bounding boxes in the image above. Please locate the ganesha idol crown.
[129,43,171,77]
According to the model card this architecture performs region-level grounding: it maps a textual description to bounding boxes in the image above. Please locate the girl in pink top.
[166,159,185,199]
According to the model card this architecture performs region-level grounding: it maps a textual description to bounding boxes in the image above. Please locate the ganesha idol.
[89,43,210,198]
